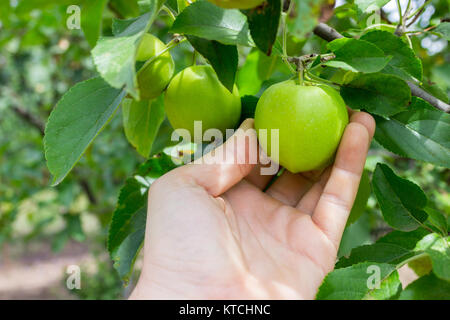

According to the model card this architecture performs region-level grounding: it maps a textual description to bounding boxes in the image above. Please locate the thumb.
[178,118,258,197]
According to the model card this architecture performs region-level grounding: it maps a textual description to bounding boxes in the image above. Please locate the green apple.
[136,33,175,100]
[164,65,241,137]
[255,80,348,173]
[208,0,265,9]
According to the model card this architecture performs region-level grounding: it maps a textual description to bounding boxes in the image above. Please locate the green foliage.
[316,262,401,300]
[326,38,392,73]
[287,0,329,37]
[108,153,179,282]
[336,229,429,268]
[237,50,281,96]
[44,78,126,185]
[186,36,238,92]
[360,30,423,81]
[372,163,428,231]
[2,0,449,300]
[415,234,450,281]
[354,0,390,13]
[92,9,161,100]
[243,0,281,55]
[80,0,108,48]
[435,22,450,41]
[399,273,450,300]
[341,73,411,116]
[374,97,450,168]
[122,96,166,158]
[346,170,371,226]
[170,1,253,46]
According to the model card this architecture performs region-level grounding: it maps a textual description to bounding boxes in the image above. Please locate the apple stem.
[298,64,304,86]
[137,35,186,76]
[192,50,198,66]
[281,11,297,75]
[304,71,340,90]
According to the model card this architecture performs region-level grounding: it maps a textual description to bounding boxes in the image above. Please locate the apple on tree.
[255,80,349,173]
[164,65,242,137]
[136,33,175,100]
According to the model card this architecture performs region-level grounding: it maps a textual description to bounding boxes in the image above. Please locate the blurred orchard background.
[0,0,448,299]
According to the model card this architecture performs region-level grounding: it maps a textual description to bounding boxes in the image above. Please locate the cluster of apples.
[135,0,349,173]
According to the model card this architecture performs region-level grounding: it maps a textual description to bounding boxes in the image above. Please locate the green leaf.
[288,0,328,38]
[170,0,253,46]
[110,206,146,284]
[347,170,371,226]
[354,0,390,12]
[415,234,450,281]
[112,16,144,36]
[81,0,108,48]
[325,38,392,73]
[92,4,162,99]
[0,1,12,28]
[336,229,429,268]
[122,96,165,158]
[372,163,428,232]
[424,207,448,236]
[187,36,238,92]
[360,30,422,81]
[237,50,279,96]
[150,119,177,156]
[316,262,401,300]
[408,255,433,277]
[399,273,450,300]
[44,78,126,185]
[243,0,281,55]
[109,0,140,18]
[374,97,450,168]
[341,73,411,116]
[108,154,179,282]
[239,95,259,123]
[176,0,189,12]
[139,0,167,12]
[338,214,372,258]
[435,22,450,41]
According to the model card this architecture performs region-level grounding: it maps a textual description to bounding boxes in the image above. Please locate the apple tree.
[42,0,449,299]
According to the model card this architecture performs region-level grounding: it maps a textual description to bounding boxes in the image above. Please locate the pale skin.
[130,110,376,300]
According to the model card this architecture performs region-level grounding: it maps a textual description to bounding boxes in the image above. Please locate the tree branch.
[313,22,344,41]
[10,104,98,204]
[406,7,423,27]
[408,82,450,112]
[312,22,450,113]
[11,105,45,136]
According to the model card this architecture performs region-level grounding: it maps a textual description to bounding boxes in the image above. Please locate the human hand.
[130,111,375,300]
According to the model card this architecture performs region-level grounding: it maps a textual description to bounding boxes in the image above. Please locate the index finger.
[312,112,375,249]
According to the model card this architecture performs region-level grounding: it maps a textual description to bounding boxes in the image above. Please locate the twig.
[313,23,344,41]
[406,0,432,20]
[312,23,450,113]
[406,7,424,27]
[406,24,437,35]
[395,0,404,34]
[408,82,450,113]
[11,105,45,136]
[287,53,335,65]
